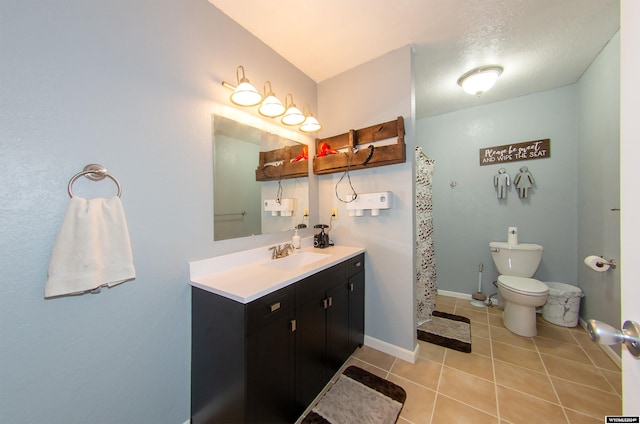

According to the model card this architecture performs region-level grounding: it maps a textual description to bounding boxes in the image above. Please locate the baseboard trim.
[578,317,622,370]
[437,289,472,300]
[438,289,498,306]
[364,335,419,364]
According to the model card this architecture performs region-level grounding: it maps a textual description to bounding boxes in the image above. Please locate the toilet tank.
[489,242,543,277]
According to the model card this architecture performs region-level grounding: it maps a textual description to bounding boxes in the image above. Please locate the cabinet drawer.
[247,285,294,333]
[346,253,365,277]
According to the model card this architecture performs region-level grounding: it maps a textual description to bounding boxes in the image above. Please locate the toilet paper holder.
[595,256,617,269]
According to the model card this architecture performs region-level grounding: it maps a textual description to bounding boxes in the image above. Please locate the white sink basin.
[262,251,331,271]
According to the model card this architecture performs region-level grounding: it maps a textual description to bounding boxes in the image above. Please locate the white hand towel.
[45,196,136,298]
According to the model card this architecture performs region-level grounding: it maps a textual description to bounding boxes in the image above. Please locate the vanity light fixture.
[457,65,503,96]
[222,66,320,132]
[300,105,321,132]
[228,65,262,106]
[258,81,285,118]
[281,94,305,126]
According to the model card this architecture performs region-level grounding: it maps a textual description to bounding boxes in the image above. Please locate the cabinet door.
[348,270,365,351]
[294,264,343,413]
[293,281,327,414]
[246,286,295,423]
[326,282,351,375]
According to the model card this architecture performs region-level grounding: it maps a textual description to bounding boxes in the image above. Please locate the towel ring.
[68,164,122,198]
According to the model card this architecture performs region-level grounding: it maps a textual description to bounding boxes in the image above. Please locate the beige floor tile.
[351,345,397,371]
[444,350,494,382]
[345,295,625,424]
[342,357,388,380]
[494,360,558,403]
[585,347,621,372]
[488,313,506,328]
[455,306,489,324]
[390,357,441,391]
[417,339,446,364]
[600,368,622,395]
[535,322,577,343]
[533,337,592,365]
[492,340,546,373]
[472,321,491,339]
[571,331,603,352]
[564,408,603,424]
[432,394,498,424]
[551,377,622,420]
[497,385,567,424]
[487,305,502,315]
[438,366,497,415]
[387,374,437,424]
[435,294,456,306]
[435,303,455,314]
[490,326,536,350]
[541,353,613,393]
[472,335,492,358]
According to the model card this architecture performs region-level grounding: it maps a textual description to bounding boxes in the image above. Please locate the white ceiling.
[208,0,619,119]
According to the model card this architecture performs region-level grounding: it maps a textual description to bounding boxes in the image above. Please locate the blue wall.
[0,1,317,422]
[416,31,620,337]
[417,86,579,295]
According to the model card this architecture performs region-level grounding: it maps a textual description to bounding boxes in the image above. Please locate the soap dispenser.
[292,228,301,250]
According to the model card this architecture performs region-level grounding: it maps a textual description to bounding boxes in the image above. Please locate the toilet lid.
[498,275,548,295]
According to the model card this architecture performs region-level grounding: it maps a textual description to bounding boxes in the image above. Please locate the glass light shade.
[281,105,304,126]
[259,95,285,118]
[457,66,503,96]
[300,115,321,132]
[230,81,262,106]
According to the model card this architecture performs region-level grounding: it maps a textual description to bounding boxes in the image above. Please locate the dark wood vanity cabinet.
[191,253,365,424]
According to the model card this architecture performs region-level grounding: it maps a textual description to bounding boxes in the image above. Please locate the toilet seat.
[498,275,548,295]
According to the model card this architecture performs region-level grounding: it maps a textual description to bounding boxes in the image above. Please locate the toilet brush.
[471,263,488,307]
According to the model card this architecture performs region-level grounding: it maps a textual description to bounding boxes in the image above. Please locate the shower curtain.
[415,146,437,325]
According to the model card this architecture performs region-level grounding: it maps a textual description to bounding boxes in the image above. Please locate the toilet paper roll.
[584,255,610,272]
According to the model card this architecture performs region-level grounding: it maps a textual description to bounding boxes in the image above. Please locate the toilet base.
[503,301,539,337]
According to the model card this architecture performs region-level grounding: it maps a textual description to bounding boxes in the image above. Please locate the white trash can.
[541,282,584,327]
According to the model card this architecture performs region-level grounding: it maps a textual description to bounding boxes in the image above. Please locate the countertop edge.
[189,245,365,304]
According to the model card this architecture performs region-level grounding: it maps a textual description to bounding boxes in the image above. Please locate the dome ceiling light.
[457,66,504,96]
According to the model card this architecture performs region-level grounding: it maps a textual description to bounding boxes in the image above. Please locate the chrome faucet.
[269,243,295,259]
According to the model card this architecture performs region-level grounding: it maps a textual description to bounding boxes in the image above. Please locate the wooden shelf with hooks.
[255,144,309,181]
[313,116,406,175]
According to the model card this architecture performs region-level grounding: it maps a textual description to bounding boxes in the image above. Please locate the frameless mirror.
[213,114,309,241]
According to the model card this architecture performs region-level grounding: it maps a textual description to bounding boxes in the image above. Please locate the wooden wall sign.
[479,138,550,166]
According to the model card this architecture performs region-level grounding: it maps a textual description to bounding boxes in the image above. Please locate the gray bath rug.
[417,310,472,353]
[301,366,407,424]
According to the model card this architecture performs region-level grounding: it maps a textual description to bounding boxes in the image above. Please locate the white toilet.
[490,241,549,337]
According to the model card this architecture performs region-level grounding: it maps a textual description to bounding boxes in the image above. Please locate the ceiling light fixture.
[457,65,503,96]
[228,65,262,106]
[281,94,305,126]
[300,105,321,132]
[258,81,285,118]
[222,66,320,132]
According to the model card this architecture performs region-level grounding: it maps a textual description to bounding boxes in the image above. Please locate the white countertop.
[189,243,365,304]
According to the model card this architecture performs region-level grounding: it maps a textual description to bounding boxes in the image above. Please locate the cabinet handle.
[355,261,362,267]
[328,296,333,307]
[290,319,296,332]
[348,283,354,292]
[323,299,328,310]
[269,302,281,312]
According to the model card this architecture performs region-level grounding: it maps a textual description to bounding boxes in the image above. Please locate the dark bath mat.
[417,310,472,353]
[301,365,407,424]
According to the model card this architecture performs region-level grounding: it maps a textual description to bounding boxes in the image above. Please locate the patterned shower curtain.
[415,146,437,325]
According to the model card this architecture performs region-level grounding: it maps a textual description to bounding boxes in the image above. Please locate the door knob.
[586,319,640,358]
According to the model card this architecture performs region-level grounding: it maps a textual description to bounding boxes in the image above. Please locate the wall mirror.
[213,114,309,241]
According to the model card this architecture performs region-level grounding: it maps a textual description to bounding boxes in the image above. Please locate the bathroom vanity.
[189,245,365,423]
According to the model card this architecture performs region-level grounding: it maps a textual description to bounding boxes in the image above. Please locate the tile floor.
[343,294,622,424]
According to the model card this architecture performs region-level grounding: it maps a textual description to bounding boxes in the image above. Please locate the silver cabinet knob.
[587,319,640,358]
